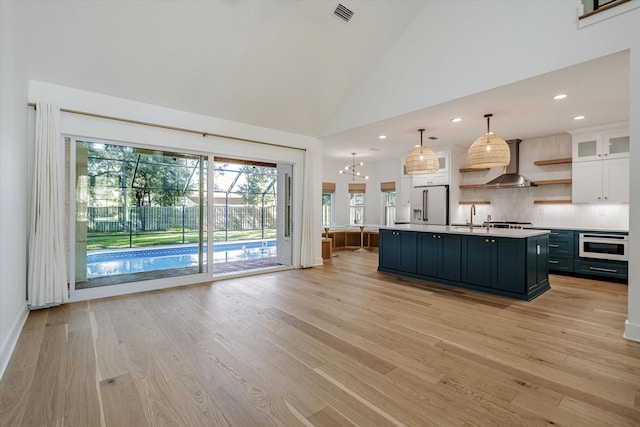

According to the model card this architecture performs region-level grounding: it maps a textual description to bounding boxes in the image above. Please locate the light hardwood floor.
[1,250,639,426]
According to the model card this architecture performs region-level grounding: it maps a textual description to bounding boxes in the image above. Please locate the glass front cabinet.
[571,123,630,203]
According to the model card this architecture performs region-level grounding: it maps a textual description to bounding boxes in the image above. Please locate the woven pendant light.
[405,129,439,175]
[467,114,510,168]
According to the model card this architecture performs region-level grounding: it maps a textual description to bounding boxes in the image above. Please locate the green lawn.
[87,229,277,250]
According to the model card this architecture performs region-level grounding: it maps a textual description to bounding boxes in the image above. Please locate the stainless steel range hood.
[483,139,536,188]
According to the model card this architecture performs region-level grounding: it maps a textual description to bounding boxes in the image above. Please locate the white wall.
[626,47,640,341]
[323,156,402,227]
[28,81,325,299]
[452,133,629,229]
[0,1,29,378]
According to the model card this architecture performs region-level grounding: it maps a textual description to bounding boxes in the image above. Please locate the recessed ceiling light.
[553,94,568,100]
[451,117,462,123]
[378,135,386,139]
[573,115,585,120]
[369,147,380,151]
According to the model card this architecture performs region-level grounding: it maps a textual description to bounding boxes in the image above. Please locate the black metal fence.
[87,205,276,232]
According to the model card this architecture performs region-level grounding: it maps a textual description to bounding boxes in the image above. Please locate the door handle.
[548,260,560,264]
[549,244,559,248]
[589,266,617,273]
[423,190,428,221]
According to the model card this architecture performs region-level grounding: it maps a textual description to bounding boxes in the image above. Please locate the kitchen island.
[378,224,551,301]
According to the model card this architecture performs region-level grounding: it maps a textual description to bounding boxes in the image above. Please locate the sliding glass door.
[66,137,295,294]
[211,158,291,276]
[68,138,209,289]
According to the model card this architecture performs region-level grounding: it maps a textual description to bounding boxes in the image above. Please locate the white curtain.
[28,103,68,308]
[300,149,317,267]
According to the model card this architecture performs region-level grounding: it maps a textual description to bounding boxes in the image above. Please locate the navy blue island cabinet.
[379,229,417,274]
[378,228,550,301]
[461,235,549,297]
[417,232,461,282]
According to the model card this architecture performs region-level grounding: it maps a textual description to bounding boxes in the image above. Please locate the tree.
[237,166,276,206]
[85,142,203,207]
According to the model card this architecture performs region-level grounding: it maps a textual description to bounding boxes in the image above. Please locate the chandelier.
[467,113,510,168]
[339,152,369,180]
[405,129,439,175]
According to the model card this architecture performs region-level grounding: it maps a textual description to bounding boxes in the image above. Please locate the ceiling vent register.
[334,3,354,23]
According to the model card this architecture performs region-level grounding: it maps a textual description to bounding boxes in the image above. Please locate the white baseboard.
[624,319,640,342]
[0,303,29,381]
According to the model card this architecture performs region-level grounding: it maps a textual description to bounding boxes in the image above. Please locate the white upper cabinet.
[570,123,629,203]
[573,134,602,162]
[602,157,630,203]
[572,158,629,203]
[603,130,630,159]
[572,128,629,162]
[572,160,603,203]
[411,151,450,186]
[436,152,449,174]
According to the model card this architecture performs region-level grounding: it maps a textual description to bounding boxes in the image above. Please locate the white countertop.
[323,225,383,232]
[379,224,550,238]
[526,225,628,233]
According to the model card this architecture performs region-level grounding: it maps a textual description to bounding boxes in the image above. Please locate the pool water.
[86,240,277,278]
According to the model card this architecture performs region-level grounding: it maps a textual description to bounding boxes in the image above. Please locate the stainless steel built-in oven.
[579,233,628,261]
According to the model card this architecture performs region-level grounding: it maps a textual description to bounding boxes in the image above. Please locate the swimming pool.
[86,240,277,278]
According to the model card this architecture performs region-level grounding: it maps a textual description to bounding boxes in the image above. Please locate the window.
[384,192,396,226]
[322,193,334,227]
[348,183,366,225]
[582,0,621,14]
[322,182,335,227]
[380,181,396,226]
[349,193,365,225]
[580,0,634,18]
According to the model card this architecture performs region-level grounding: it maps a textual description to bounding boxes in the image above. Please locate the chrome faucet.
[467,204,476,229]
[483,214,492,231]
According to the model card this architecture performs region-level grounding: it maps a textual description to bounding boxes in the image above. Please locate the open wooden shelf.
[459,184,485,189]
[459,167,490,173]
[534,157,572,166]
[533,199,573,204]
[534,178,572,185]
[459,201,490,205]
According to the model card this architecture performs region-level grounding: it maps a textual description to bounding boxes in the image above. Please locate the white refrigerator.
[410,185,449,225]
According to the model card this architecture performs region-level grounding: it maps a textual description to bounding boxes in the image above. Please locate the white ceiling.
[321,50,630,162]
[23,0,425,137]
[22,2,629,164]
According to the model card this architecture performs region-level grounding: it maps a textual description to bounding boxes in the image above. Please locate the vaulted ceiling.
[22,1,629,163]
[23,0,425,137]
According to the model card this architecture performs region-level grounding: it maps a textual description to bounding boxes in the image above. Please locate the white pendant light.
[405,129,439,175]
[467,113,510,169]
